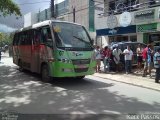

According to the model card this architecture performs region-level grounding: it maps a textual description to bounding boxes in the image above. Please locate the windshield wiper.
[73,36,91,45]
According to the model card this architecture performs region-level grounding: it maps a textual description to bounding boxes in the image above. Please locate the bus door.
[39,26,54,63]
[31,29,41,73]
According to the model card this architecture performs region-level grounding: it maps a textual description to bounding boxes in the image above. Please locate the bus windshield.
[52,22,92,49]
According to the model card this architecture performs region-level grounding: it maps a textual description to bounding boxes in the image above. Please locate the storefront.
[136,23,160,48]
[96,25,137,45]
[135,7,160,49]
[95,6,160,48]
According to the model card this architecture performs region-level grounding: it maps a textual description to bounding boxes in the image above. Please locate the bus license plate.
[78,65,86,68]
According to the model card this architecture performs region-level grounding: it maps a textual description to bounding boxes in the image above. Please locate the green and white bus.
[13,20,96,81]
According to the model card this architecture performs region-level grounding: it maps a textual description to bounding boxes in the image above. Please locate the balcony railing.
[103,0,160,16]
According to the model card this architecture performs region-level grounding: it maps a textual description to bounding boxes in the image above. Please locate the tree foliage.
[0,32,13,47]
[0,0,21,17]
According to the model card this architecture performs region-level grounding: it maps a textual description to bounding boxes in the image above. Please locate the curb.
[93,74,160,92]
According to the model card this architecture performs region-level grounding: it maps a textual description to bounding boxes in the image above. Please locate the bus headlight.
[58,58,71,63]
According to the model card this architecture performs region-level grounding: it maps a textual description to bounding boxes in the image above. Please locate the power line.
[17,0,60,5]
[18,1,50,5]
[20,0,103,19]
[58,2,103,17]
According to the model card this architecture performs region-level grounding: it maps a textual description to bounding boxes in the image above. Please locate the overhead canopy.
[96,25,136,36]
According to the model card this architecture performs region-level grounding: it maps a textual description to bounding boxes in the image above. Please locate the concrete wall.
[68,0,89,29]
[24,12,37,27]
[137,33,143,43]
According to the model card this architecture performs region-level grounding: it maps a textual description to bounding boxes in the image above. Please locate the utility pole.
[73,7,75,22]
[38,9,40,22]
[51,0,55,19]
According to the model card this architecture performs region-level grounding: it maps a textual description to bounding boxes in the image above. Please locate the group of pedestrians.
[94,45,133,74]
[94,44,160,83]
[141,44,160,83]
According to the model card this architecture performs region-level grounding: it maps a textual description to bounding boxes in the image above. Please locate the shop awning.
[96,25,136,36]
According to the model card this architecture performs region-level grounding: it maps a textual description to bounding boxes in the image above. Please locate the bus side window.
[19,32,26,45]
[18,33,22,45]
[13,33,18,45]
[40,27,53,47]
[26,30,32,45]
[23,31,28,45]
[34,30,40,45]
[40,28,46,43]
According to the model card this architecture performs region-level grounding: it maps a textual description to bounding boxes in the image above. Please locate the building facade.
[96,0,160,48]
[24,0,97,39]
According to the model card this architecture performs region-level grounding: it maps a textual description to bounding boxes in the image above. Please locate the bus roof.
[32,20,82,29]
[14,20,83,33]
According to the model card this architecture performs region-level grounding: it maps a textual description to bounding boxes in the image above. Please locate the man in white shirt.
[95,46,102,72]
[123,45,133,74]
[112,45,122,72]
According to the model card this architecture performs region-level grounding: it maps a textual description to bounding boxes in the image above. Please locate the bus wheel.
[76,76,85,80]
[41,65,51,82]
[18,60,23,72]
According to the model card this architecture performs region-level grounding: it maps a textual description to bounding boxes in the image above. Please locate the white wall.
[137,33,143,43]
[24,12,37,27]
[94,1,108,47]
[68,0,89,29]
[24,13,31,27]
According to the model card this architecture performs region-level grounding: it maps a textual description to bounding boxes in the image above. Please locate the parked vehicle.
[154,46,160,52]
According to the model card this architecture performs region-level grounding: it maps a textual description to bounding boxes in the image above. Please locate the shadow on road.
[0,64,160,118]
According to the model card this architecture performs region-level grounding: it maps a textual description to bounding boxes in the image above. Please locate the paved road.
[0,57,160,119]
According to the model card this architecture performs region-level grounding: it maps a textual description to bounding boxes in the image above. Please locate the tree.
[0,0,21,17]
[0,32,13,47]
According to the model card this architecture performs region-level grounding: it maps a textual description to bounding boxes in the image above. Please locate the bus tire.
[18,60,24,72]
[76,76,85,80]
[41,64,51,82]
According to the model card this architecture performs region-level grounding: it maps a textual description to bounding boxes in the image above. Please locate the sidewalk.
[0,52,14,66]
[93,63,160,91]
[1,51,10,57]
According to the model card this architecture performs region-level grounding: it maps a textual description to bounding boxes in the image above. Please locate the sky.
[0,23,17,33]
[0,0,64,33]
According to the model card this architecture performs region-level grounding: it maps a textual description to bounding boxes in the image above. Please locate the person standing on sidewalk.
[142,44,152,77]
[147,45,154,77]
[123,46,133,74]
[153,48,160,83]
[95,46,102,73]
[103,46,111,73]
[112,45,122,72]
[136,44,143,73]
